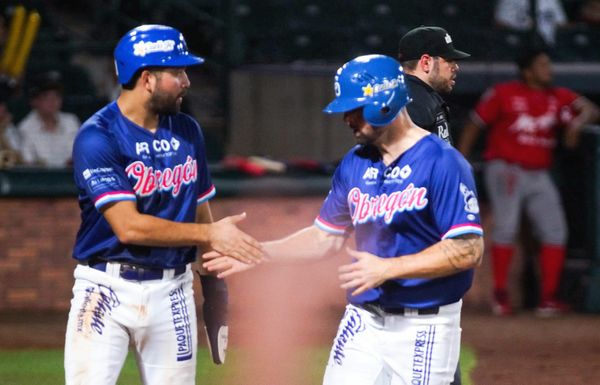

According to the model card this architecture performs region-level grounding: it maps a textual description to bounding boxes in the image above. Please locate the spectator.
[18,71,80,167]
[458,48,600,316]
[494,0,569,46]
[0,90,21,167]
[579,0,600,26]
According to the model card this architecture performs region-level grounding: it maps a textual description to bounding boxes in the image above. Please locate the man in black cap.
[398,26,470,145]
[399,25,470,385]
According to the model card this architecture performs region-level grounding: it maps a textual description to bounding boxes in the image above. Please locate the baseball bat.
[0,5,26,74]
[9,10,41,79]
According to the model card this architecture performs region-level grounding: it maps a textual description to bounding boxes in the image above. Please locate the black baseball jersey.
[405,74,453,144]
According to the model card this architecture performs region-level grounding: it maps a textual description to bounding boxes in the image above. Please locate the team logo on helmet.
[361,78,401,98]
[133,39,176,57]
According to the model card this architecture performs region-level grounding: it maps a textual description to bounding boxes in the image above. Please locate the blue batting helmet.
[114,24,204,85]
[323,54,410,126]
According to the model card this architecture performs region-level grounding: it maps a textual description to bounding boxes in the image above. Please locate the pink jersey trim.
[197,184,216,205]
[94,191,136,210]
[314,216,347,235]
[442,224,484,240]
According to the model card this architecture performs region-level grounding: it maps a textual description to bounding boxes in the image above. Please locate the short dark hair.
[121,66,165,90]
[28,70,63,98]
[400,59,419,71]
[515,48,548,71]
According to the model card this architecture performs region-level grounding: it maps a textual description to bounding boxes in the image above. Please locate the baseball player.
[65,25,262,385]
[458,48,600,316]
[204,54,484,385]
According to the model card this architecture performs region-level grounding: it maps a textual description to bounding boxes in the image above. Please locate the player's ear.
[419,54,432,73]
[140,69,157,92]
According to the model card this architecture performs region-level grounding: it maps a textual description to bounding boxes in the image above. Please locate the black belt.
[360,302,439,316]
[82,257,187,281]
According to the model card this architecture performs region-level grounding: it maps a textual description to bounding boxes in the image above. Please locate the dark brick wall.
[0,198,80,310]
[0,196,492,312]
[0,196,331,311]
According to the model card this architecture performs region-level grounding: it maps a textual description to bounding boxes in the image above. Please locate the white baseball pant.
[323,300,462,385]
[64,263,197,385]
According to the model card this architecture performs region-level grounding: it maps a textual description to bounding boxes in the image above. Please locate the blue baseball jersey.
[71,101,215,268]
[315,135,483,308]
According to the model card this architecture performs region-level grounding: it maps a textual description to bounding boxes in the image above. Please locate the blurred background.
[1,1,600,383]
[0,0,599,162]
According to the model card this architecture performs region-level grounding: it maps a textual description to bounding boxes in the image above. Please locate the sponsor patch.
[411,325,436,385]
[332,307,365,365]
[460,183,479,215]
[76,284,121,336]
[170,285,193,361]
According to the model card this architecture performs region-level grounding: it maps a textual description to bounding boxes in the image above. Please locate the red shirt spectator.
[473,80,578,169]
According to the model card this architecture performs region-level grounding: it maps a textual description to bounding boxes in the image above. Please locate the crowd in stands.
[0,71,80,169]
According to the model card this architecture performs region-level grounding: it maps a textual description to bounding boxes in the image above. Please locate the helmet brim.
[159,54,205,67]
[323,96,367,114]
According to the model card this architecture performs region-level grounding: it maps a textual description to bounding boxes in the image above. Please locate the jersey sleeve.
[473,86,501,127]
[191,120,216,205]
[552,87,581,126]
[429,150,483,239]
[315,161,352,235]
[555,87,579,106]
[73,126,136,211]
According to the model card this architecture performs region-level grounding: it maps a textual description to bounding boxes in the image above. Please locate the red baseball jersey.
[473,81,579,169]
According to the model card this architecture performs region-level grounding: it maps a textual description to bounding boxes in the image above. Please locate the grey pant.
[484,160,567,246]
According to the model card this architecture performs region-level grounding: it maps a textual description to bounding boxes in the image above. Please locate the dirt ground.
[2,197,600,384]
[2,275,600,385]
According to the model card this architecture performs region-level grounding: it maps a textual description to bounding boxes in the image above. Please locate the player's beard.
[148,88,185,116]
[429,60,453,93]
[352,124,381,146]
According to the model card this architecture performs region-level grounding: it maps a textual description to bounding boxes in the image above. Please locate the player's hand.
[338,248,391,296]
[203,251,255,278]
[207,213,263,264]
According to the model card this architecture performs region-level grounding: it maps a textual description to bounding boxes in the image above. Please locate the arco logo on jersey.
[348,183,428,224]
[125,155,197,197]
[362,165,412,185]
[136,138,181,156]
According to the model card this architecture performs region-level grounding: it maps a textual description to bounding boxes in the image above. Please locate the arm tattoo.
[443,234,483,270]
